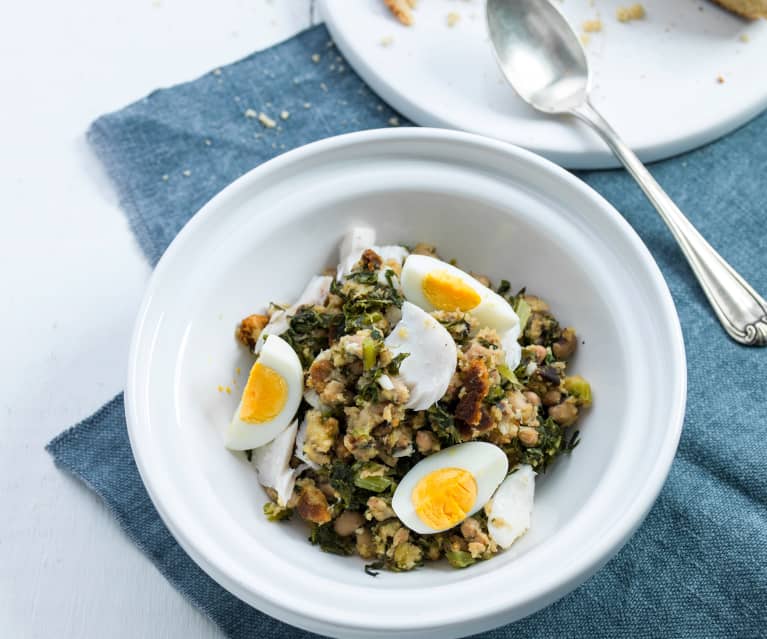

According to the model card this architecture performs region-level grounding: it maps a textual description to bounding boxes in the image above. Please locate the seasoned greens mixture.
[227,229,591,572]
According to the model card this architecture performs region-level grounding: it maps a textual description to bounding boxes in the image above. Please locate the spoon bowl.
[486,0,589,113]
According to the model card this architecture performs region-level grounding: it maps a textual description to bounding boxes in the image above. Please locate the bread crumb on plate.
[380,35,394,47]
[582,19,603,32]
[617,3,646,22]
[384,0,417,26]
[447,12,461,27]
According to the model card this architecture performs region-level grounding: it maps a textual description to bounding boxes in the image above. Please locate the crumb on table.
[380,35,394,47]
[311,53,320,63]
[258,112,277,128]
[617,3,645,22]
[280,110,290,120]
[388,116,400,126]
[244,108,258,119]
[447,12,461,27]
[582,19,603,32]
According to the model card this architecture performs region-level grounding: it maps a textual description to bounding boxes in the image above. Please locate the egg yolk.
[412,467,478,530]
[239,362,288,424]
[422,271,481,312]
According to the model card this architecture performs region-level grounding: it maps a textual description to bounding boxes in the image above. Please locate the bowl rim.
[125,127,687,635]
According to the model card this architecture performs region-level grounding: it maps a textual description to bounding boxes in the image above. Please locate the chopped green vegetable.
[362,337,379,371]
[263,502,292,521]
[354,475,393,492]
[564,375,592,407]
[427,403,462,445]
[353,462,393,493]
[514,297,532,333]
[309,524,355,556]
[484,385,506,405]
[497,364,523,389]
[445,550,476,568]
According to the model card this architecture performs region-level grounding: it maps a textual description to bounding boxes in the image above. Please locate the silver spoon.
[486,0,767,346]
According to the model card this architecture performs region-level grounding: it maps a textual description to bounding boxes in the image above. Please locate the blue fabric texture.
[47,25,767,638]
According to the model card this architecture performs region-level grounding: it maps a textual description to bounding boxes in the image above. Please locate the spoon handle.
[571,100,767,346]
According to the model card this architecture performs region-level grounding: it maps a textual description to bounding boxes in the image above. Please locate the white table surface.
[0,2,313,636]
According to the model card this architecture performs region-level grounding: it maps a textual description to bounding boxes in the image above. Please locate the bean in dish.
[226,228,591,572]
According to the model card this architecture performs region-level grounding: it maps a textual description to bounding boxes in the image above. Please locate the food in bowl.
[226,227,591,572]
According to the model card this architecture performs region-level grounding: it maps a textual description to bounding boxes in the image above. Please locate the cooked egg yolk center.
[412,467,478,530]
[422,271,481,312]
[239,363,288,424]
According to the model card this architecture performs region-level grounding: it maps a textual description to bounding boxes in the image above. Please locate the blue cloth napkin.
[47,25,767,639]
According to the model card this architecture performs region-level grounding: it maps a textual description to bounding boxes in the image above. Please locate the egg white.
[401,254,521,369]
[401,254,518,332]
[392,442,509,534]
[487,464,536,549]
[384,301,457,411]
[225,335,304,451]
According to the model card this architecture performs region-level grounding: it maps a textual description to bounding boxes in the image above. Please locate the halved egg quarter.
[392,442,509,534]
[225,334,304,451]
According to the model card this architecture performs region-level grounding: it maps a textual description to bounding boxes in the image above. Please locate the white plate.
[126,128,686,638]
[320,0,767,169]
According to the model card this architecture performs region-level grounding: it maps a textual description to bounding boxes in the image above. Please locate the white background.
[0,1,312,637]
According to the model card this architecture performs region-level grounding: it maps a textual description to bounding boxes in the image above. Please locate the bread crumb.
[161,174,169,182]
[212,68,222,76]
[617,4,645,22]
[380,35,394,47]
[225,386,232,394]
[388,116,400,126]
[204,139,212,146]
[384,0,416,26]
[739,33,749,43]
[182,169,191,177]
[280,110,290,120]
[582,19,602,32]
[716,75,725,84]
[244,108,258,119]
[447,12,461,27]
[258,112,277,128]
[311,53,320,63]
[320,82,328,92]
[580,34,591,45]
[217,385,224,392]
[235,367,241,375]
[303,102,312,109]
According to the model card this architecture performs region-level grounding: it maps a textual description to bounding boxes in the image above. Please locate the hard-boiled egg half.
[401,255,521,368]
[225,334,303,450]
[392,442,508,534]
[384,301,457,411]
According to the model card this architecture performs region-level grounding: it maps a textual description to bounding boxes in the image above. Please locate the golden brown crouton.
[384,0,416,25]
[455,359,490,426]
[235,314,269,350]
[295,480,332,525]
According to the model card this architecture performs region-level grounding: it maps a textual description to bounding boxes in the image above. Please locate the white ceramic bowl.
[126,128,686,638]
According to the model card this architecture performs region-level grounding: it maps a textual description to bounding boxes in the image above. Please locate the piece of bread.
[711,0,767,19]
[384,0,417,26]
